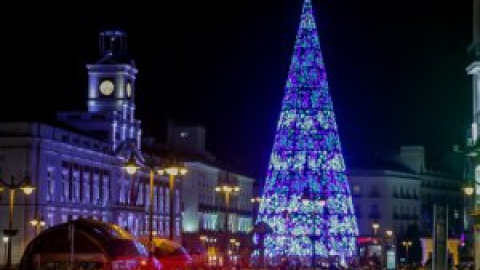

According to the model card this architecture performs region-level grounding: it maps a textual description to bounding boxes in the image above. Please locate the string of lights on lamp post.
[0,173,36,270]
[123,151,187,266]
[402,240,412,263]
[215,182,240,266]
[199,235,217,267]
[215,184,240,232]
[30,215,46,236]
[372,222,380,238]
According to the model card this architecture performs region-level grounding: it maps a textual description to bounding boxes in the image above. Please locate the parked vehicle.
[138,237,193,270]
[19,219,162,270]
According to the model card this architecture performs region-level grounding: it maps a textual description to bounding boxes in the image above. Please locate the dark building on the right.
[465,0,480,267]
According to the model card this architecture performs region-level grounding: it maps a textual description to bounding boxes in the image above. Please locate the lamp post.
[301,188,327,269]
[216,184,240,232]
[2,236,8,267]
[402,240,412,263]
[158,165,187,241]
[124,153,188,255]
[372,222,380,237]
[215,183,240,266]
[30,215,46,236]
[463,184,475,229]
[251,197,262,224]
[200,235,208,266]
[0,174,35,270]
[250,197,262,204]
[229,238,240,265]
[384,230,396,270]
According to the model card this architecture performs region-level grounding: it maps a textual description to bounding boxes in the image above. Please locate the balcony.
[113,201,145,212]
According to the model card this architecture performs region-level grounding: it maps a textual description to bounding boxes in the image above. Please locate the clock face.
[126,82,132,97]
[99,80,114,96]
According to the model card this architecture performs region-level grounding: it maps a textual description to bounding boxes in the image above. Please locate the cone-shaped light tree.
[256,0,358,260]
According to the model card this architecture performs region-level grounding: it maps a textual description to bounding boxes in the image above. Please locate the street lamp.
[251,197,262,224]
[372,222,380,236]
[158,162,188,241]
[250,197,262,204]
[199,235,208,266]
[228,238,241,265]
[30,215,46,235]
[464,185,475,196]
[215,184,240,232]
[402,240,412,262]
[0,174,35,270]
[383,230,396,269]
[215,182,240,266]
[123,152,188,257]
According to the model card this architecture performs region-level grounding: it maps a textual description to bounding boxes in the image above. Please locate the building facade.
[0,31,182,264]
[163,122,256,265]
[349,167,421,238]
[348,146,463,260]
[466,0,480,267]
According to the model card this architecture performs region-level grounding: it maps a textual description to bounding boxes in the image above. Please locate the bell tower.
[57,30,142,151]
[87,30,137,113]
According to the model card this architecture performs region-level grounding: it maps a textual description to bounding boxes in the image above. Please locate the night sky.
[1,1,472,179]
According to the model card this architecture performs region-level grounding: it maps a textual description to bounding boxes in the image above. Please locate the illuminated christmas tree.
[257,0,358,260]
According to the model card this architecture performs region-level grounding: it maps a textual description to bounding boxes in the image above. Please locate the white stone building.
[348,146,462,239]
[0,31,182,265]
[161,122,256,255]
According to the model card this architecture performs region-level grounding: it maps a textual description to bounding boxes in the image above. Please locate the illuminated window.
[83,172,90,203]
[180,132,189,138]
[47,168,55,202]
[62,171,69,202]
[93,175,100,203]
[102,176,109,204]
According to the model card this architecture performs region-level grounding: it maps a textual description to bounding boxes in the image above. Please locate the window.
[62,171,69,202]
[47,213,54,227]
[159,187,164,213]
[72,173,80,202]
[369,185,381,198]
[102,176,109,204]
[165,190,170,213]
[176,189,181,214]
[46,168,55,202]
[83,173,90,203]
[93,175,100,203]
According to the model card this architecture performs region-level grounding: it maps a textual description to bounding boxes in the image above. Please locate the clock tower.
[87,30,137,113]
[57,30,142,150]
